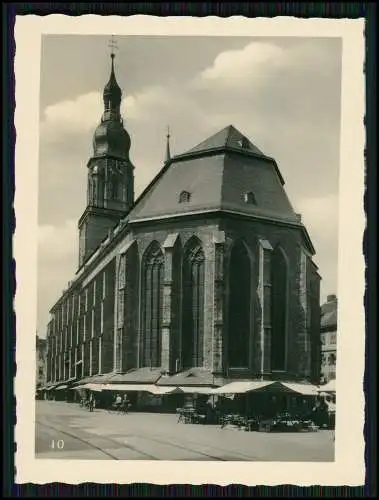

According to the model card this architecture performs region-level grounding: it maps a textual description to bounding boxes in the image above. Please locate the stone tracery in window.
[141,242,164,368]
[182,239,205,368]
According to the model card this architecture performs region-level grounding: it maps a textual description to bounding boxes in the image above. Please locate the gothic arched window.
[115,255,126,373]
[228,241,251,368]
[141,242,164,368]
[271,246,288,371]
[182,239,205,368]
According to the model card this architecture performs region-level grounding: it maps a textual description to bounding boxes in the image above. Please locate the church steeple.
[102,45,122,122]
[78,38,135,268]
[165,126,171,163]
[92,38,131,161]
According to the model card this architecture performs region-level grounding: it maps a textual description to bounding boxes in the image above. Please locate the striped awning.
[103,384,179,395]
[103,384,156,393]
[280,383,319,396]
[212,381,272,395]
[82,383,105,392]
[212,381,319,396]
[154,386,181,395]
[178,386,216,394]
[45,384,58,391]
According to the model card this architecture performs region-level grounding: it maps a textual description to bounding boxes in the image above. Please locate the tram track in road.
[132,431,255,461]
[119,432,229,461]
[36,420,228,461]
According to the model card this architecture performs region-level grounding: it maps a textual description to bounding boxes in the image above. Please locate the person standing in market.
[122,393,130,412]
[88,392,95,412]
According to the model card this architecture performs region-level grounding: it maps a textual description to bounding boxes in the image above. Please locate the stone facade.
[36,336,47,390]
[46,213,321,386]
[44,55,321,389]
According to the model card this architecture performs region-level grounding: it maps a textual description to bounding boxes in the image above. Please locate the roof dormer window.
[243,191,256,204]
[237,137,250,149]
[179,190,191,203]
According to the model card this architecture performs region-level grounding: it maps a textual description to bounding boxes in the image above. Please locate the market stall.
[211,381,320,432]
[175,386,216,424]
[102,383,181,411]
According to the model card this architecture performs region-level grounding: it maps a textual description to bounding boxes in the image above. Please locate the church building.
[45,53,321,392]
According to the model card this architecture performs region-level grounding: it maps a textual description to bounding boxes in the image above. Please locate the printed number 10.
[50,439,65,449]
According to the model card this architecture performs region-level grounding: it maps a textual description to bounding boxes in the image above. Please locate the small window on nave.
[243,191,256,204]
[179,190,191,203]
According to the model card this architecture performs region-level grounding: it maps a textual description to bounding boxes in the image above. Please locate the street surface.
[35,401,334,461]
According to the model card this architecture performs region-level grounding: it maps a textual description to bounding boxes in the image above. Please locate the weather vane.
[108,35,118,58]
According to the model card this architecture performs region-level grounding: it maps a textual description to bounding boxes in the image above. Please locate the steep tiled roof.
[320,296,338,330]
[107,368,164,384]
[157,368,222,387]
[185,125,265,156]
[128,125,298,225]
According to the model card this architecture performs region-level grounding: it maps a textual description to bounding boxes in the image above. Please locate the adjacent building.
[320,294,338,383]
[36,335,47,391]
[45,52,321,392]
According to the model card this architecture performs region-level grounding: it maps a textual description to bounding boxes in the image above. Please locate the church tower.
[78,48,134,267]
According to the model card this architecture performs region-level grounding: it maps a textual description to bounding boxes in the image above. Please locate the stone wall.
[220,216,314,380]
[46,213,321,385]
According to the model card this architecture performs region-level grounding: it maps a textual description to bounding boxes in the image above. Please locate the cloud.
[297,194,339,234]
[295,194,339,300]
[37,38,342,332]
[38,219,78,262]
[41,92,102,142]
[193,42,286,89]
[194,39,340,90]
[37,220,78,334]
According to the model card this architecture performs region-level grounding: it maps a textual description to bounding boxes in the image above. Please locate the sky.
[37,35,342,337]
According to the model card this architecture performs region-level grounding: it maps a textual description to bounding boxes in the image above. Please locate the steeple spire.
[80,40,135,267]
[165,126,171,163]
[102,35,122,122]
[109,34,117,58]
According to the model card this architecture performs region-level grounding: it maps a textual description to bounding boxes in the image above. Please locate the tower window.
[243,191,256,204]
[179,190,191,203]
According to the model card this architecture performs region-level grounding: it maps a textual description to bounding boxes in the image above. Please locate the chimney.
[327,294,337,302]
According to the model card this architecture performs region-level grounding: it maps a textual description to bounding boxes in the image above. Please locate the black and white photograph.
[15,15,365,486]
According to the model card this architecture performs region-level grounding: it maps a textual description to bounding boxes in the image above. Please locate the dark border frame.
[2,2,376,498]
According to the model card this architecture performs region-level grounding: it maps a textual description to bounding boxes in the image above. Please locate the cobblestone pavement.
[35,401,334,461]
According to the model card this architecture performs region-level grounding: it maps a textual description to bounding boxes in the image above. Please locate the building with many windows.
[320,294,338,383]
[45,53,321,393]
[36,335,47,392]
